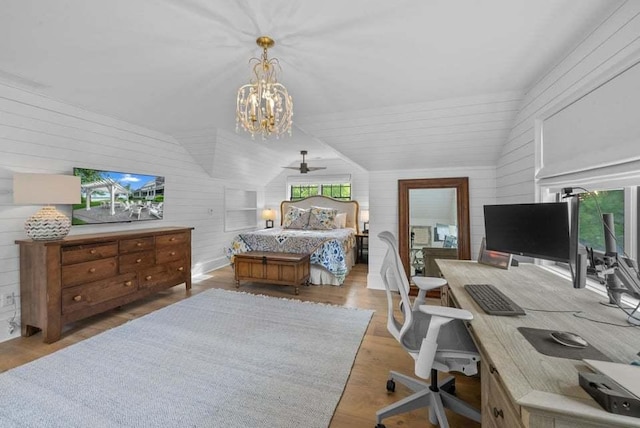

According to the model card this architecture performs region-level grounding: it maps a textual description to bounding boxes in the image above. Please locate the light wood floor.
[0,263,481,428]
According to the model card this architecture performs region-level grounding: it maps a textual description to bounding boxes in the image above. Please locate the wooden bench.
[234,251,311,295]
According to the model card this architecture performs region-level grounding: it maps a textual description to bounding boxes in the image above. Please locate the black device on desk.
[464,283,526,316]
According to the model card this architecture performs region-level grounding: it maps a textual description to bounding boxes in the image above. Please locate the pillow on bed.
[308,206,339,230]
[335,212,347,229]
[282,206,311,229]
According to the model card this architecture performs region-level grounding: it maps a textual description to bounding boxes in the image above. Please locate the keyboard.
[464,283,526,316]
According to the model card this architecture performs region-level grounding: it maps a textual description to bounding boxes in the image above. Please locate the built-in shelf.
[224,188,257,232]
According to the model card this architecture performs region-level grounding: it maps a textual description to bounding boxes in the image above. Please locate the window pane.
[579,190,624,253]
[291,183,351,201]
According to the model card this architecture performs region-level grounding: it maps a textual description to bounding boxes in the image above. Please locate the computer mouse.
[550,331,588,348]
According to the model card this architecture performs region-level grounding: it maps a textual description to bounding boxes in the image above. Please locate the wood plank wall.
[0,84,256,342]
[496,2,640,203]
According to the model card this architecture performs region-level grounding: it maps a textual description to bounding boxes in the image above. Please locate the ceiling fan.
[283,150,327,174]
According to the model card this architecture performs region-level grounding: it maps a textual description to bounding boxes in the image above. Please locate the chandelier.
[236,36,293,139]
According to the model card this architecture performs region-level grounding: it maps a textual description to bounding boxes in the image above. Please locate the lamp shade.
[13,173,81,240]
[261,208,276,221]
[13,173,81,205]
[360,210,369,223]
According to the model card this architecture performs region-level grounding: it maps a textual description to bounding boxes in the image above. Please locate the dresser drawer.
[156,232,189,247]
[139,260,188,290]
[61,242,118,265]
[61,273,137,314]
[61,257,118,288]
[155,244,187,264]
[119,237,155,253]
[119,250,155,273]
[482,360,523,428]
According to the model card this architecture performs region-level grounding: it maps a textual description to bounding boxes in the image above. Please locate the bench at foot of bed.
[234,251,311,295]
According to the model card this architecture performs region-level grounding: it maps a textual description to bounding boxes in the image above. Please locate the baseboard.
[192,256,230,277]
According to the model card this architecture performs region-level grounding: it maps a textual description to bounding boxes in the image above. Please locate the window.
[578,189,625,254]
[290,183,351,201]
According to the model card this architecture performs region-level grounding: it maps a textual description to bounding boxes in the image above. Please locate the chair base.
[375,370,480,428]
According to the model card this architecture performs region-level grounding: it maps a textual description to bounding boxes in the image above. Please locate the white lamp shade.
[360,210,369,223]
[261,209,276,221]
[13,173,81,205]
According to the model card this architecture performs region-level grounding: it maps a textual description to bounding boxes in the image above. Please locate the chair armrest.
[412,276,447,291]
[418,305,473,321]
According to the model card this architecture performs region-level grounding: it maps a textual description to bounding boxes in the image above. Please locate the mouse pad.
[517,327,612,361]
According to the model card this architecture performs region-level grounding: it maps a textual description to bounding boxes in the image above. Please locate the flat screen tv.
[483,202,570,263]
[72,167,165,225]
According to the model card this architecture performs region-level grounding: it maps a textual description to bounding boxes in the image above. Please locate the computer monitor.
[483,202,571,263]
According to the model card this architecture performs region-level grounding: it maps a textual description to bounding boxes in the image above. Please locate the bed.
[226,196,360,285]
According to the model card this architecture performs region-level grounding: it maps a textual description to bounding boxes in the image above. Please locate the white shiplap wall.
[367,166,495,289]
[0,84,260,342]
[496,2,640,202]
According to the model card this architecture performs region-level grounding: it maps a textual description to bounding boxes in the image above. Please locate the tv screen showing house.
[72,167,165,225]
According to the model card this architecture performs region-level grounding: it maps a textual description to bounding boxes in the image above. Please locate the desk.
[437,260,640,428]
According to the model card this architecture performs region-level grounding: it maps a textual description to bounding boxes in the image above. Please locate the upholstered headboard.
[280,196,360,233]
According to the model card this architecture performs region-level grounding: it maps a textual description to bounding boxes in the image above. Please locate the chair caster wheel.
[386,379,396,392]
[375,424,386,428]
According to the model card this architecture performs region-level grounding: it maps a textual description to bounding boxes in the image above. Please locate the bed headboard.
[280,196,360,233]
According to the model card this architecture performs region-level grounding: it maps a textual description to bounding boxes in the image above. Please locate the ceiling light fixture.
[236,36,293,140]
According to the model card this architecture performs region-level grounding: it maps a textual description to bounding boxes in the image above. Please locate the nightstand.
[355,233,368,263]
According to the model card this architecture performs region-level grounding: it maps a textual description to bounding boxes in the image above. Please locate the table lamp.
[262,208,276,228]
[361,209,369,234]
[13,173,81,240]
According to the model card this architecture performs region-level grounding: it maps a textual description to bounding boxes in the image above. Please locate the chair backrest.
[378,231,416,346]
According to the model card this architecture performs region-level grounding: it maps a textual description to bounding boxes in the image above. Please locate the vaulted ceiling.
[0,0,621,178]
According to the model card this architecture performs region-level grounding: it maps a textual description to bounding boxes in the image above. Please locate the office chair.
[375,231,481,428]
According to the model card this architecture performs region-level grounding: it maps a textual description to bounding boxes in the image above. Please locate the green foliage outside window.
[290,183,351,201]
[579,190,624,253]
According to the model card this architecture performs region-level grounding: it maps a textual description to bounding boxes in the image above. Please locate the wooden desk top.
[437,260,640,427]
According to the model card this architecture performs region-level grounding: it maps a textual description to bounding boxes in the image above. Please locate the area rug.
[0,289,373,428]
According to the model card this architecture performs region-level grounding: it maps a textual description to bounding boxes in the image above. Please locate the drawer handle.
[90,249,97,254]
[89,267,96,273]
[492,407,504,419]
[136,258,142,263]
[145,275,152,281]
[169,237,176,242]
[73,295,82,302]
[136,242,143,247]
[177,266,184,272]
[124,281,132,287]
[170,251,176,256]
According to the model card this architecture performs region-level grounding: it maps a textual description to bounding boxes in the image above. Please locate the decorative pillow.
[282,206,311,229]
[308,206,338,230]
[335,212,347,229]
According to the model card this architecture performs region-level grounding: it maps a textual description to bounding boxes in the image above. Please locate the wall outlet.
[1,293,15,308]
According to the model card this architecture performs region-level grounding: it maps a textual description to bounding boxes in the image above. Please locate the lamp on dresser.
[13,173,81,240]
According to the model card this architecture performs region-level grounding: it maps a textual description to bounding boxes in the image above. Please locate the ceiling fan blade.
[307,167,327,171]
[282,167,300,170]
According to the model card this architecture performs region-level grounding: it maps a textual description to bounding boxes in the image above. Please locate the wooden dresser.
[16,226,193,343]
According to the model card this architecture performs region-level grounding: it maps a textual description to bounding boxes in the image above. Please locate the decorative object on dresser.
[13,173,81,240]
[234,251,310,295]
[15,226,193,343]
